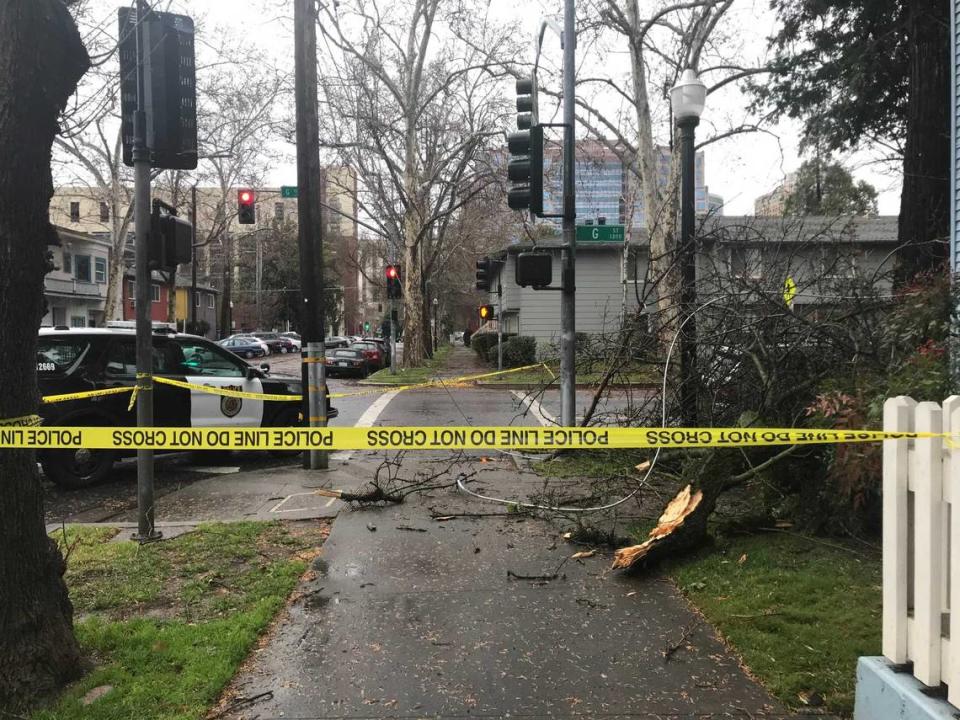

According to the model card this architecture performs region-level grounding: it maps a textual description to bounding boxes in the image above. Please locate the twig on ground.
[506,554,573,582]
[663,620,699,663]
[207,690,274,719]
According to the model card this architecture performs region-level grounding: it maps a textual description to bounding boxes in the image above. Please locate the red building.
[122,272,173,323]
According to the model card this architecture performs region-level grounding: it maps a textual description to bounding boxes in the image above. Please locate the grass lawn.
[366,342,453,384]
[666,531,881,716]
[34,521,326,720]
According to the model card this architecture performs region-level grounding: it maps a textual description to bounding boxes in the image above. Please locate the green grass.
[666,531,881,716]
[34,522,325,720]
[366,342,453,384]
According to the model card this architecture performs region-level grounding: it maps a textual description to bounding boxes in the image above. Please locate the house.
[121,270,173,324]
[173,279,219,338]
[43,226,112,328]
[483,216,900,345]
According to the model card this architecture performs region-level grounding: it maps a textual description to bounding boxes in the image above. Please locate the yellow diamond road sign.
[783,276,797,307]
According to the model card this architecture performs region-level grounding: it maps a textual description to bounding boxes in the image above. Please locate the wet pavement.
[219,461,815,719]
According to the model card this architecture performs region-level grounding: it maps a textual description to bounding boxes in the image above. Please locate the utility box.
[515,252,552,288]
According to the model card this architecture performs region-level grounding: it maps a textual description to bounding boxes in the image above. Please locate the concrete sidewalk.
[219,460,817,719]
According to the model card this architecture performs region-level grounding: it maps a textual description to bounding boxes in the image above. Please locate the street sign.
[119,8,197,170]
[576,224,625,242]
[783,276,797,308]
[281,186,299,198]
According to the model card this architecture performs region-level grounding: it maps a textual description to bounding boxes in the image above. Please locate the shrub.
[496,336,537,368]
[470,332,499,361]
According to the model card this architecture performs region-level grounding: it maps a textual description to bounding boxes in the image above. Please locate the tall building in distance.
[754,172,798,217]
[540,140,724,227]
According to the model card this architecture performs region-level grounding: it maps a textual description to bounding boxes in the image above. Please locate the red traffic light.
[386,265,399,280]
[239,190,253,203]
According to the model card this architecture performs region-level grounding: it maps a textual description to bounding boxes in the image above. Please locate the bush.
[493,336,537,368]
[470,332,498,361]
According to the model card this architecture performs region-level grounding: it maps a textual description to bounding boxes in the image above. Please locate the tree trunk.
[0,0,88,709]
[402,228,425,367]
[896,0,949,282]
[103,244,126,321]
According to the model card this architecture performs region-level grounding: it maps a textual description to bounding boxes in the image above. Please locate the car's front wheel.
[41,447,116,489]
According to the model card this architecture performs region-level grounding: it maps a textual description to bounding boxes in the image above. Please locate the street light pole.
[559,0,577,428]
[670,69,707,427]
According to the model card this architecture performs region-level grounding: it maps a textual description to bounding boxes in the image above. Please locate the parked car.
[280,332,302,351]
[350,341,384,370]
[36,327,337,488]
[219,337,267,359]
[225,334,270,355]
[324,335,351,349]
[362,337,391,364]
[252,332,291,354]
[276,336,298,354]
[325,348,369,378]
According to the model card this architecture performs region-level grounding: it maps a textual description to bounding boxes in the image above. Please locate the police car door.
[172,338,265,428]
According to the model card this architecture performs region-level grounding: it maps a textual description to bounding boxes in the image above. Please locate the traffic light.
[148,200,192,270]
[478,304,495,323]
[476,257,491,291]
[506,76,543,216]
[237,189,256,224]
[364,321,371,333]
[386,264,402,299]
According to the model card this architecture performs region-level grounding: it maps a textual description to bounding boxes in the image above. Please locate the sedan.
[253,332,290,354]
[281,332,302,351]
[325,348,369,378]
[219,337,267,359]
[350,341,384,370]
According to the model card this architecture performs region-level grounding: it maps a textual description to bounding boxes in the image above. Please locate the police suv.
[36,326,335,489]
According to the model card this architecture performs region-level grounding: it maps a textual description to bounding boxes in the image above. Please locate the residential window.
[207,294,214,309]
[99,202,110,222]
[274,202,284,222]
[62,252,72,274]
[128,280,136,305]
[94,257,106,283]
[151,284,161,303]
[195,292,201,307]
[69,201,80,223]
[75,255,92,282]
[69,315,86,328]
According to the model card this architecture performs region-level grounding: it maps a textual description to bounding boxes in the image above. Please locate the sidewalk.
[219,459,817,719]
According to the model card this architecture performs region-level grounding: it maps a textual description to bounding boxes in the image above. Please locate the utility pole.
[190,184,198,329]
[678,116,698,426]
[559,0,577,427]
[497,276,503,372]
[132,0,159,542]
[390,297,398,375]
[294,0,327,470]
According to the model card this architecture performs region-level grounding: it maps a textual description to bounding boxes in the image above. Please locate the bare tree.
[316,0,516,365]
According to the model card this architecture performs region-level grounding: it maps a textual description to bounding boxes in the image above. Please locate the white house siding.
[43,228,111,327]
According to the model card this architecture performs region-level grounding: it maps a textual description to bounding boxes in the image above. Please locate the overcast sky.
[113,0,902,216]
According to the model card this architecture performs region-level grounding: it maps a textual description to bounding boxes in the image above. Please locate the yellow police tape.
[0,414,42,427]
[38,363,552,405]
[0,425,947,451]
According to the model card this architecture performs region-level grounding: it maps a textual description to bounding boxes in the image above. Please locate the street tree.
[316,0,515,366]
[0,0,89,708]
[783,157,878,217]
[755,0,949,280]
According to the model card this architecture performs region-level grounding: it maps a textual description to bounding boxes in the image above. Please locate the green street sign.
[576,224,625,242]
[280,185,298,199]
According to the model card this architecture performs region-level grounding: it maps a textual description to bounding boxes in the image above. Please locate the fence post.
[914,401,944,686]
[947,396,960,705]
[884,396,915,663]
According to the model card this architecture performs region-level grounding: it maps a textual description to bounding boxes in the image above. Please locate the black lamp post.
[670,68,706,426]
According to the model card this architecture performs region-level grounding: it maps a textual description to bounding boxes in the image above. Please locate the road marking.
[512,391,556,426]
[331,389,400,461]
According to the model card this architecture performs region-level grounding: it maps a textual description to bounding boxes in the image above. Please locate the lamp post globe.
[670,68,706,121]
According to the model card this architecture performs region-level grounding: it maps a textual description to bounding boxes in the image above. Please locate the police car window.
[105,340,190,377]
[104,340,137,376]
[176,340,245,377]
[37,337,90,374]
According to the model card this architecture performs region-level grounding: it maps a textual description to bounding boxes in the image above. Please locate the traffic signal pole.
[497,276,503,372]
[133,0,159,542]
[559,0,577,428]
[294,0,327,470]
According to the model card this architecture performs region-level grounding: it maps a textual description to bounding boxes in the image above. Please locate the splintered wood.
[612,484,703,569]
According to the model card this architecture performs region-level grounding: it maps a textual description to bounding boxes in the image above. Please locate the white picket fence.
[883,396,960,704]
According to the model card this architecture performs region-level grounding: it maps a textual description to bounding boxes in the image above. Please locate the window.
[195,292,201,307]
[99,202,110,222]
[62,252,72,274]
[176,339,245,377]
[37,337,90,374]
[74,255,91,282]
[128,280,136,305]
[274,202,284,222]
[730,246,762,280]
[151,284,160,303]
[69,201,80,223]
[69,315,86,328]
[105,340,137,377]
[207,294,214,309]
[94,257,106,283]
